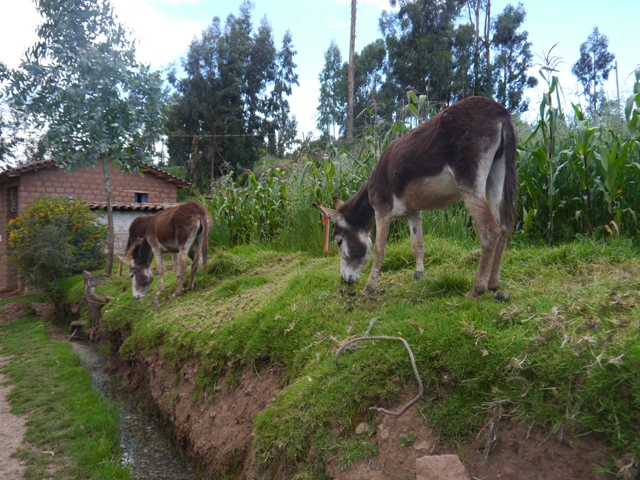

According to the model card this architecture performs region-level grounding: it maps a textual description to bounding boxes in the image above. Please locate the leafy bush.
[7,196,107,302]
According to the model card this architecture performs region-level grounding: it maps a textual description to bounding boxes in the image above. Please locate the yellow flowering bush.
[7,196,107,302]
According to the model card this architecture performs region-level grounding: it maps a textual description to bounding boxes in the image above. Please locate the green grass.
[95,234,640,476]
[0,316,132,480]
[0,233,626,478]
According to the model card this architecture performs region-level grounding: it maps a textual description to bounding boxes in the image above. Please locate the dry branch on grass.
[335,335,424,417]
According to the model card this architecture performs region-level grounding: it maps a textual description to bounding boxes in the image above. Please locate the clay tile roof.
[86,201,179,212]
[0,159,190,188]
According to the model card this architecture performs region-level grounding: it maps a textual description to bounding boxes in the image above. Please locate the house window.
[134,192,148,203]
[9,187,18,219]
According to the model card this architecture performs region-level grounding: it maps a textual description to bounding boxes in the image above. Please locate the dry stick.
[335,336,424,417]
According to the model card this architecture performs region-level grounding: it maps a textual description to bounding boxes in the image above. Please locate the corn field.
[205,70,640,251]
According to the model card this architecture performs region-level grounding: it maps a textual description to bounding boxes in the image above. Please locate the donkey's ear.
[118,255,134,267]
[332,196,345,209]
[313,203,341,223]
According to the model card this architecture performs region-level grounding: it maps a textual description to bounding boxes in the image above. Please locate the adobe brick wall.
[18,163,177,209]
[0,182,19,291]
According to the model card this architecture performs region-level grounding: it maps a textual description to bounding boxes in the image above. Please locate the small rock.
[504,465,516,475]
[416,455,471,480]
[414,439,432,451]
[355,422,368,435]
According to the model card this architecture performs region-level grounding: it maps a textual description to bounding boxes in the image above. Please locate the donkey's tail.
[501,119,519,234]
[200,211,211,275]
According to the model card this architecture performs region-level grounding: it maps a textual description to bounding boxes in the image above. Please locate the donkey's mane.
[341,180,376,231]
[132,238,154,267]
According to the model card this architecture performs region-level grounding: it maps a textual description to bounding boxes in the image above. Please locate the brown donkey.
[120,202,212,299]
[314,96,518,299]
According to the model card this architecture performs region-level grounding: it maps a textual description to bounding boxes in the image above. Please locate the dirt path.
[0,358,27,480]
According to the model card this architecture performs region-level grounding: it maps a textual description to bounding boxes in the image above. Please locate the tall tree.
[1,0,166,275]
[381,0,463,107]
[317,39,394,139]
[571,27,616,117]
[0,104,16,164]
[451,23,475,100]
[166,1,298,189]
[492,3,537,112]
[346,0,357,141]
[268,30,299,157]
[317,41,344,139]
[463,0,493,97]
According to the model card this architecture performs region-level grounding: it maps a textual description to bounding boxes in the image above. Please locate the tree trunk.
[346,0,356,142]
[472,0,480,95]
[101,156,115,276]
[483,0,491,92]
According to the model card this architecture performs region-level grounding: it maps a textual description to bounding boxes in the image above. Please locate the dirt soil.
[0,361,27,480]
[323,392,615,480]
[119,349,287,479]
[0,302,31,480]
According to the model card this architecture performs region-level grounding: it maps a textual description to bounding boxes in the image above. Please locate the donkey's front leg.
[363,215,392,295]
[408,213,425,280]
[155,250,167,295]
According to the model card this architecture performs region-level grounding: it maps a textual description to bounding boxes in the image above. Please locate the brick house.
[0,159,190,293]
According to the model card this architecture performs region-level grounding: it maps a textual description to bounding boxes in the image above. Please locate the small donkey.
[314,96,518,298]
[120,202,212,299]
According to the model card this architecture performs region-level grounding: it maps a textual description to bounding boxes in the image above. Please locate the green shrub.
[7,196,107,303]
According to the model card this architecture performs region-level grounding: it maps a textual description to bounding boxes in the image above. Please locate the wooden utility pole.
[615,60,620,111]
[346,0,356,142]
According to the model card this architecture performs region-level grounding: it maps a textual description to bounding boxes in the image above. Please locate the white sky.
[1,0,639,138]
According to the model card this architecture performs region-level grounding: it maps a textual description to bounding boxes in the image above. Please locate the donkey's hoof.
[413,271,426,280]
[494,292,510,302]
[359,287,375,296]
[465,288,485,299]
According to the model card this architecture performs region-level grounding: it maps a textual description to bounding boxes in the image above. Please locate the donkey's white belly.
[392,169,462,216]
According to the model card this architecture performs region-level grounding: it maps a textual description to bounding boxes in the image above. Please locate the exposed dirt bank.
[116,348,286,479]
[114,346,616,480]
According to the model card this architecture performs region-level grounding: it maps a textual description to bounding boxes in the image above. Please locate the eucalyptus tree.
[463,0,493,97]
[268,30,299,158]
[0,108,16,163]
[317,41,344,139]
[381,0,463,107]
[491,3,537,112]
[317,39,394,139]
[346,0,357,141]
[1,0,166,275]
[571,27,616,117]
[166,1,298,190]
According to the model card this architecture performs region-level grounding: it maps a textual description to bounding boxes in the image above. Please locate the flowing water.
[71,342,194,480]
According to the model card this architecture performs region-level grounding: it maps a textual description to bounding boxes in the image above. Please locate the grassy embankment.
[96,234,640,477]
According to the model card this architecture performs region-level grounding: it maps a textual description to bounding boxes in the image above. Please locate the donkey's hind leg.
[485,155,507,291]
[186,234,203,292]
[408,213,426,280]
[460,191,501,298]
